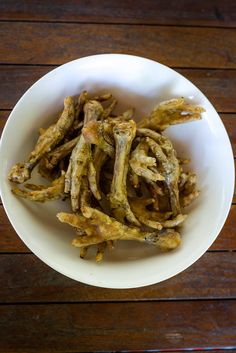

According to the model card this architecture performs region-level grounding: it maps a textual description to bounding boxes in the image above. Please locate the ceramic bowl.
[0,54,234,288]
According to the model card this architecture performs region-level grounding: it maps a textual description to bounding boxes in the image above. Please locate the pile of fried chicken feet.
[8,92,204,261]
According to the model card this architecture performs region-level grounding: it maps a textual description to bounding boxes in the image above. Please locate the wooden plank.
[0,66,54,110]
[0,301,235,352]
[0,252,235,303]
[210,204,236,249]
[0,205,30,252]
[0,22,236,68]
[0,0,236,28]
[220,114,236,156]
[1,112,235,155]
[0,110,9,136]
[0,204,235,255]
[0,66,236,113]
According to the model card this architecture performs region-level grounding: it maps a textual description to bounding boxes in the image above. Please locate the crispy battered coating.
[82,121,115,157]
[92,93,112,102]
[87,159,101,200]
[8,97,75,183]
[57,208,181,250]
[180,172,199,207]
[12,172,65,202]
[66,91,88,139]
[83,99,104,124]
[129,197,180,230]
[109,120,140,225]
[137,98,204,131]
[10,92,202,262]
[41,135,81,172]
[80,176,91,213]
[66,135,90,211]
[145,136,180,216]
[122,108,135,120]
[93,146,108,189]
[96,242,107,262]
[103,99,117,118]
[65,100,104,211]
[129,170,140,189]
[80,246,88,259]
[130,139,164,182]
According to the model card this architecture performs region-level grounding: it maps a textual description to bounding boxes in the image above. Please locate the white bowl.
[0,54,234,289]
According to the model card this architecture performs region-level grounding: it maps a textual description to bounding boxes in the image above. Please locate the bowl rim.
[0,53,235,289]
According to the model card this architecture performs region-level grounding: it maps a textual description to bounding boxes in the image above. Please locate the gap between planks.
[0,19,236,30]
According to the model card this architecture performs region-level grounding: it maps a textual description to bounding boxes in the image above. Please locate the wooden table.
[0,1,235,352]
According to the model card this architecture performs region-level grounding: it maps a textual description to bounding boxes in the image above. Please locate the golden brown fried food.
[80,176,91,213]
[43,135,81,171]
[79,246,88,259]
[93,146,108,190]
[65,135,90,211]
[129,170,140,189]
[145,136,180,216]
[103,99,117,118]
[82,121,115,157]
[137,98,204,131]
[84,99,104,124]
[12,171,65,202]
[109,120,140,225]
[8,97,75,183]
[66,91,88,139]
[180,172,199,207]
[57,207,181,251]
[92,93,112,102]
[87,159,101,200]
[9,92,203,262]
[130,139,164,182]
[122,108,135,120]
[129,197,177,230]
[65,99,104,211]
[96,242,107,263]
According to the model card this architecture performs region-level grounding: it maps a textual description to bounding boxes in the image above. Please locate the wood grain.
[0,0,235,27]
[220,114,236,156]
[0,301,235,352]
[0,252,235,303]
[0,205,30,252]
[0,66,54,110]
[0,110,9,136]
[0,22,236,68]
[0,66,236,112]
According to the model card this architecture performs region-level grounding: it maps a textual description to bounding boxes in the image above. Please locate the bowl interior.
[0,54,234,288]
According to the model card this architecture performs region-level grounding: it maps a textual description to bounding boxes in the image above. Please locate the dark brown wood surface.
[0,301,236,352]
[0,0,236,27]
[0,22,236,68]
[0,1,235,352]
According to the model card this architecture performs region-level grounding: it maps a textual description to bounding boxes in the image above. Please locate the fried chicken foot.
[12,172,65,202]
[137,98,204,131]
[138,129,180,216]
[42,135,81,171]
[65,100,104,210]
[8,96,75,183]
[57,208,181,251]
[66,135,90,211]
[82,121,115,158]
[130,139,164,182]
[129,197,183,230]
[109,120,140,225]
